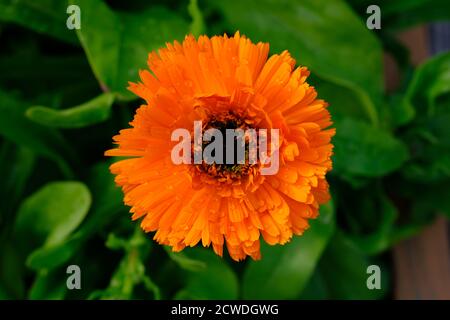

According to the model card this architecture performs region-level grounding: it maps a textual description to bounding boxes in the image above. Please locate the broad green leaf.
[0,90,74,177]
[0,0,78,44]
[209,0,383,125]
[176,248,239,299]
[242,201,335,299]
[333,118,409,177]
[26,93,115,128]
[71,0,189,99]
[311,77,373,123]
[26,235,82,271]
[316,231,388,299]
[15,181,91,251]
[26,162,124,271]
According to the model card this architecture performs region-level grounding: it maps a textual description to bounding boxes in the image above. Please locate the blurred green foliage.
[0,0,449,300]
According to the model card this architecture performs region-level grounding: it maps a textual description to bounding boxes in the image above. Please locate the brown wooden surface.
[393,217,450,299]
[387,26,450,300]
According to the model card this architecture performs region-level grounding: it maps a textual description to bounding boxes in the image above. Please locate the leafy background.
[0,0,449,300]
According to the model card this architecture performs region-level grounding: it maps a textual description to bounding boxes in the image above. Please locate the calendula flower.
[106,32,334,261]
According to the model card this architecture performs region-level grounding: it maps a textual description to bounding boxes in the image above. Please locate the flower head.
[106,32,335,261]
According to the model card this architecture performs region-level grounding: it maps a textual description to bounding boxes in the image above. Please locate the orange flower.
[106,32,335,261]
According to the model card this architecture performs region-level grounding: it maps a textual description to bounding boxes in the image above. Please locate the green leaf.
[80,161,125,237]
[316,231,388,299]
[26,235,82,271]
[0,243,25,299]
[26,93,115,128]
[188,0,205,37]
[0,0,78,44]
[209,0,383,125]
[347,0,450,30]
[0,143,35,225]
[26,162,124,271]
[342,191,399,255]
[402,146,450,183]
[71,0,189,99]
[0,90,74,177]
[387,94,416,128]
[106,233,130,251]
[311,77,373,123]
[242,201,335,299]
[164,246,207,272]
[405,52,450,117]
[382,0,450,30]
[410,181,450,220]
[176,248,239,299]
[29,269,67,300]
[15,181,91,252]
[297,270,328,300]
[349,204,397,256]
[401,53,450,183]
[333,118,409,177]
[90,228,160,300]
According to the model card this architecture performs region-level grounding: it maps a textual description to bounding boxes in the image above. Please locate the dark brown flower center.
[192,112,259,180]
